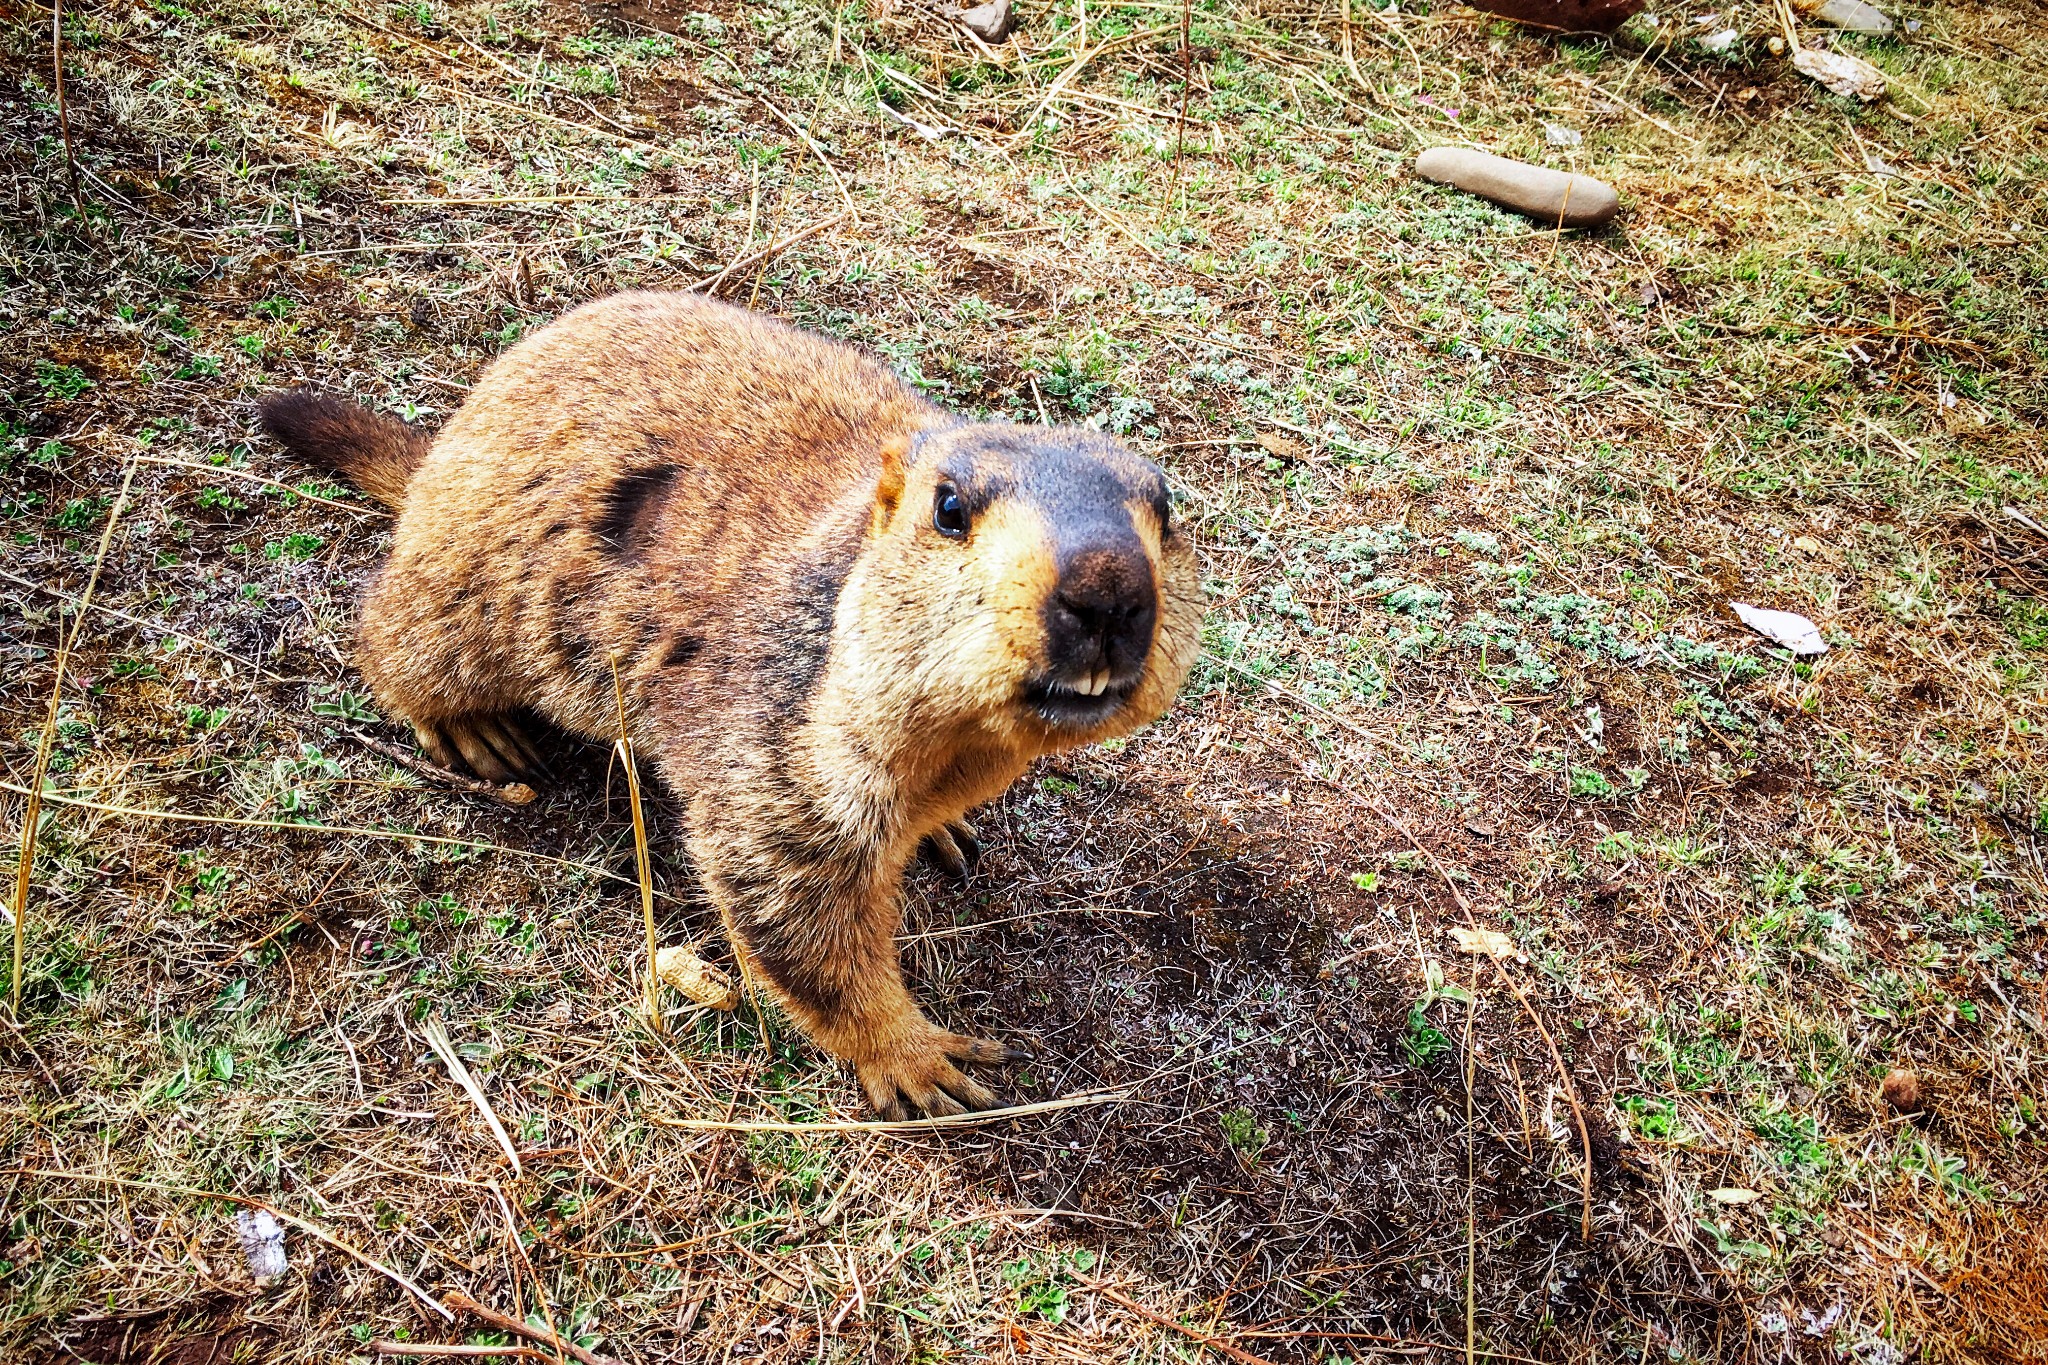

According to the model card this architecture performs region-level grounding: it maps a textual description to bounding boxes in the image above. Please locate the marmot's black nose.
[1046,542,1157,685]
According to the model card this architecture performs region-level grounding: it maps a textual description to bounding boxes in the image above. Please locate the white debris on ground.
[1732,602,1830,655]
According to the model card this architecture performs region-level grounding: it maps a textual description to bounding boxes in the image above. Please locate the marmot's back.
[420,290,930,549]
[369,293,938,736]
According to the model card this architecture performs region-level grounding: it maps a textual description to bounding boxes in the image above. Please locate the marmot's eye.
[933,483,970,539]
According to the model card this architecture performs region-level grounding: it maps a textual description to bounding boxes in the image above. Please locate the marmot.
[260,291,1202,1118]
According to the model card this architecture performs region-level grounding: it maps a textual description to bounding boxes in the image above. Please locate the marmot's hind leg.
[416,713,550,785]
[917,819,982,880]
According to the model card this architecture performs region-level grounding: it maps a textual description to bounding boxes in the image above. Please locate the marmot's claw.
[860,1030,1019,1119]
[918,828,971,880]
[947,820,982,870]
[946,1034,1029,1066]
[423,714,550,787]
[918,1087,972,1119]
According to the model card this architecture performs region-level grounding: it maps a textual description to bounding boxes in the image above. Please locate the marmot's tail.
[258,390,431,509]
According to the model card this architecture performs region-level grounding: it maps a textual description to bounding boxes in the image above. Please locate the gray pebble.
[1415,147,1620,229]
[1810,0,1894,35]
[958,0,1017,43]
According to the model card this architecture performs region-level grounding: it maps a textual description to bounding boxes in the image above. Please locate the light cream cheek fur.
[846,497,1056,721]
[812,495,1043,758]
[929,498,1059,711]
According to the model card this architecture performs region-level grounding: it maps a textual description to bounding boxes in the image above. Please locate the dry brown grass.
[2,0,2044,1361]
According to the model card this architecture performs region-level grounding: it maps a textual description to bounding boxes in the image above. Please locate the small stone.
[235,1209,288,1282]
[655,945,740,1011]
[1793,45,1887,99]
[1544,123,1583,147]
[1881,1068,1922,1115]
[1415,147,1620,229]
[957,0,1016,43]
[1807,0,1893,35]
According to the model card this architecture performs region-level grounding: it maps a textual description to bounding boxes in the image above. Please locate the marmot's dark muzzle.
[1043,535,1158,691]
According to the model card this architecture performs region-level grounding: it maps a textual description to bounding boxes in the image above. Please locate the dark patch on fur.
[593,464,682,558]
[743,909,854,1017]
[724,804,870,1020]
[762,519,864,721]
[659,634,705,669]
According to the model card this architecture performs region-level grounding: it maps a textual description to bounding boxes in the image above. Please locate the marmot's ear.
[869,431,909,536]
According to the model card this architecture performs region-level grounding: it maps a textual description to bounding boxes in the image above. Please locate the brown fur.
[256,392,431,508]
[259,291,1202,1118]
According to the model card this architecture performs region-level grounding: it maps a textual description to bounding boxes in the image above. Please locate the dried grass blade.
[419,1016,522,1177]
[1077,1275,1284,1365]
[10,457,137,1015]
[754,93,858,222]
[608,659,663,1033]
[1006,25,1176,143]
[688,210,848,295]
[371,1343,553,1359]
[653,1087,1133,1134]
[442,1290,620,1365]
[0,783,660,898]
[132,454,384,517]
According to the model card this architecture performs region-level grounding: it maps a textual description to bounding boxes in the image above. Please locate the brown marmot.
[259,290,1202,1118]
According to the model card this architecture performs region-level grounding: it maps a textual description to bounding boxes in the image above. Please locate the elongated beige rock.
[1792,46,1887,100]
[1415,147,1621,229]
[655,944,740,1011]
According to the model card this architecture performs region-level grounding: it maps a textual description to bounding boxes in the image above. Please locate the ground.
[2,0,2045,1360]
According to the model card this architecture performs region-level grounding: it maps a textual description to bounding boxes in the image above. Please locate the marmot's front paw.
[858,1030,1028,1121]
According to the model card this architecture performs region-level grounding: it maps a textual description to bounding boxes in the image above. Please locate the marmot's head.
[844,421,1201,752]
